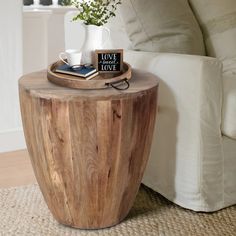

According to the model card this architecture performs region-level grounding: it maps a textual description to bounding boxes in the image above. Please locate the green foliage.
[72,0,122,26]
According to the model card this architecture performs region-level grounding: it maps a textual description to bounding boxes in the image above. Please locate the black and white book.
[55,64,98,80]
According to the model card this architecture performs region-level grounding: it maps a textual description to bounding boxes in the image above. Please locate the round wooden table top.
[19,69,159,100]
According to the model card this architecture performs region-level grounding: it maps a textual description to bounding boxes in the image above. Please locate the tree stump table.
[19,69,159,229]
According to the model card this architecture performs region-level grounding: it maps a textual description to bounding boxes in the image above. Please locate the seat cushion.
[119,0,205,55]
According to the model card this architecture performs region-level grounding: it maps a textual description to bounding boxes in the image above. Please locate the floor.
[0,149,36,188]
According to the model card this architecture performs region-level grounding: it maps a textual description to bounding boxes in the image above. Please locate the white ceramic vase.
[82,24,110,65]
[52,0,58,6]
[33,0,40,6]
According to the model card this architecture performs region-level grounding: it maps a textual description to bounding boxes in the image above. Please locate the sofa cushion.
[105,9,132,49]
[189,0,236,61]
[119,0,205,55]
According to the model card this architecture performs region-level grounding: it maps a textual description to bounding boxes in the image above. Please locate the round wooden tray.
[47,61,132,89]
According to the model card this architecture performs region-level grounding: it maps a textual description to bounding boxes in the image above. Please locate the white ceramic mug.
[59,49,82,67]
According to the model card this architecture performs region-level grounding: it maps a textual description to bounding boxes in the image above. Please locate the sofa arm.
[124,50,224,211]
[125,51,223,129]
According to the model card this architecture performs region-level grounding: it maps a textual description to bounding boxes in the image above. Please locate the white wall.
[48,8,70,64]
[23,9,52,74]
[0,5,73,153]
[23,6,74,74]
[0,0,25,153]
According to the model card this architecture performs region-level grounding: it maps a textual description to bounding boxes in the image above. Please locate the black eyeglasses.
[71,64,93,70]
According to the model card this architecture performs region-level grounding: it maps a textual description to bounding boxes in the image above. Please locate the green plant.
[72,0,122,26]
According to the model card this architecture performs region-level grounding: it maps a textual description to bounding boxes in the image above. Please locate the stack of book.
[55,64,98,80]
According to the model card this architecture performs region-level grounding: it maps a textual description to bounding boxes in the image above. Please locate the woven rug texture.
[0,184,235,236]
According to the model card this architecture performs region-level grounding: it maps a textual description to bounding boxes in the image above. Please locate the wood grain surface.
[19,69,159,229]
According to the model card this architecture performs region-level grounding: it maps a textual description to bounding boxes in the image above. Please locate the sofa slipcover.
[120,0,205,55]
[189,0,236,139]
[64,2,236,211]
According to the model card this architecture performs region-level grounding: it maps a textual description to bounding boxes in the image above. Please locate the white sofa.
[64,1,236,212]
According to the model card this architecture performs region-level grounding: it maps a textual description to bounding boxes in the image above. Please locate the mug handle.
[102,27,111,48]
[59,52,69,65]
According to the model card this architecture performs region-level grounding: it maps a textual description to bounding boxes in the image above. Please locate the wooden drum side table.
[19,69,159,229]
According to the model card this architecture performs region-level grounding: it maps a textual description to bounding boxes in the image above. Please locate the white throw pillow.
[119,0,205,55]
[189,0,236,61]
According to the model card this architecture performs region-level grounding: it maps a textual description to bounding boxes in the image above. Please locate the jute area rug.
[0,184,235,236]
